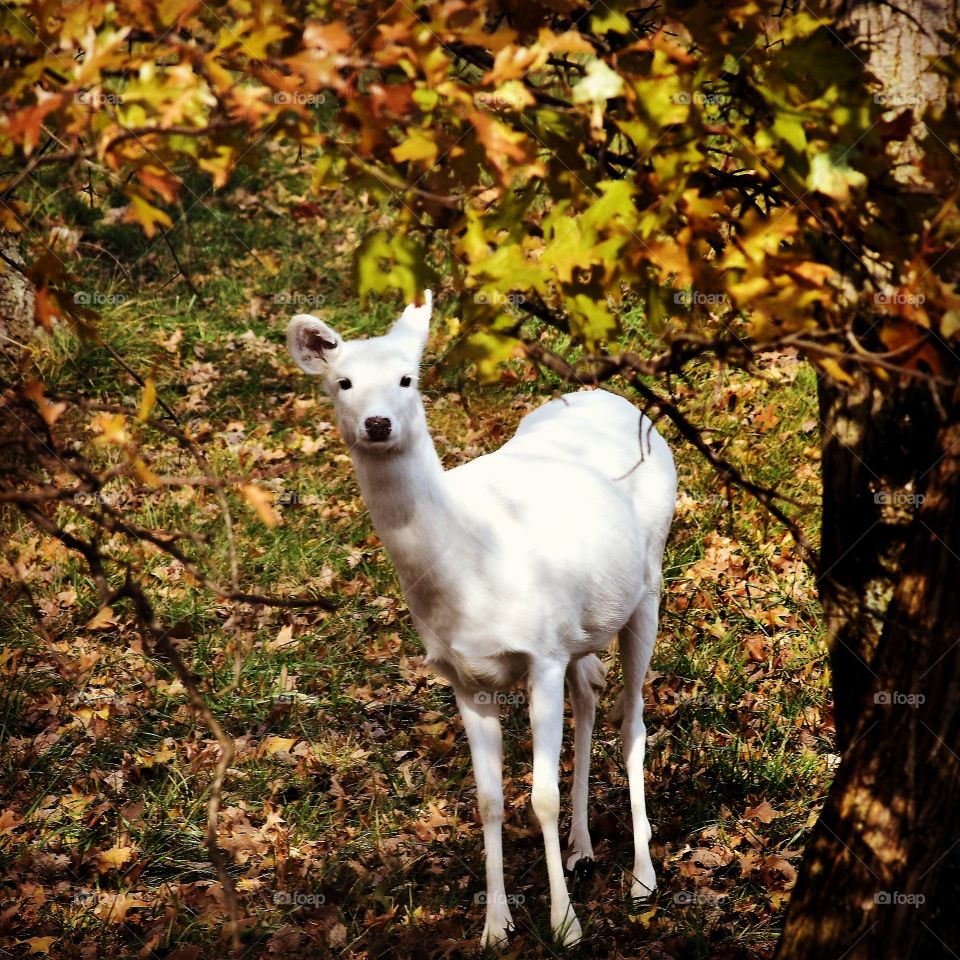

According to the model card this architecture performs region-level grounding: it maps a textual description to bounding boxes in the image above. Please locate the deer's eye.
[400,375,412,388]
[338,378,352,390]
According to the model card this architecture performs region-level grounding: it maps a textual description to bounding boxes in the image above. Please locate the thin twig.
[627,375,820,572]
[162,230,201,298]
[117,579,241,954]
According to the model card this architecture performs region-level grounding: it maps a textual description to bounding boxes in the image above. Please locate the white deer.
[287,291,676,948]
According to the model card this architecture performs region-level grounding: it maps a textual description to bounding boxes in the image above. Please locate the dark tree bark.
[777,3,960,956]
[778,377,960,958]
[816,371,942,750]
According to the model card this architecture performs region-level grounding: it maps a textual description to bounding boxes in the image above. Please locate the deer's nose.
[364,416,392,442]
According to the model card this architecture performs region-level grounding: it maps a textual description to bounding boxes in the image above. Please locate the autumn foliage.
[2,0,958,370]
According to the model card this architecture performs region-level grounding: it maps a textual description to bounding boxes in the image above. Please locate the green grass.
[0,155,831,959]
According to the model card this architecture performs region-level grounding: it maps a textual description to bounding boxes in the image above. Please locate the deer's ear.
[390,289,432,353]
[287,314,341,374]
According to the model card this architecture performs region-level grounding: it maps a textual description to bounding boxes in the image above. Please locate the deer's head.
[287,291,432,455]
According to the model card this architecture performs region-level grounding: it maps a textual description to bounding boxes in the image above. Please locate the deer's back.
[431,390,675,672]
[465,388,675,542]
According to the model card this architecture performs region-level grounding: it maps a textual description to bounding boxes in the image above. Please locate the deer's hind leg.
[528,658,582,945]
[619,594,659,898]
[565,653,607,871]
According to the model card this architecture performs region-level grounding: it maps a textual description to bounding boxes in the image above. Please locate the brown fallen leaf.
[0,808,23,837]
[738,848,761,876]
[743,635,767,662]
[98,844,135,871]
[94,892,149,923]
[744,800,779,823]
[85,606,118,631]
[160,328,183,352]
[266,623,298,652]
[760,854,798,889]
[753,402,780,432]
[25,937,56,955]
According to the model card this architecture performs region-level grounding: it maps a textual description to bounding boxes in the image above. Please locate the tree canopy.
[4,0,957,383]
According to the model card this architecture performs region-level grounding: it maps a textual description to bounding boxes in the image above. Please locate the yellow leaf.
[483,80,535,111]
[815,356,855,385]
[415,720,449,736]
[391,129,438,165]
[137,743,176,767]
[724,211,799,268]
[941,309,960,339]
[198,143,238,189]
[807,150,867,202]
[157,0,197,29]
[132,457,161,486]
[75,706,109,726]
[262,736,298,755]
[155,679,186,698]
[98,845,135,870]
[91,412,129,446]
[127,193,172,238]
[572,59,624,104]
[634,905,658,926]
[86,606,117,630]
[94,892,149,922]
[137,378,156,422]
[789,261,834,286]
[241,484,279,527]
[61,788,96,817]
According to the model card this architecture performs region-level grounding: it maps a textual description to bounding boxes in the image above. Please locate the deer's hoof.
[565,840,595,872]
[481,915,513,950]
[553,911,583,947]
[630,877,656,901]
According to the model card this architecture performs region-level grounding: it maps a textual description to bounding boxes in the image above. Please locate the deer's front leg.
[455,688,512,948]
[528,660,582,946]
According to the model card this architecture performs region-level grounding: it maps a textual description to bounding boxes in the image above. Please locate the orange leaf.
[241,484,279,527]
[23,381,67,426]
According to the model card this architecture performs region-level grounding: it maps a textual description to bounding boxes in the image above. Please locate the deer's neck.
[351,413,468,586]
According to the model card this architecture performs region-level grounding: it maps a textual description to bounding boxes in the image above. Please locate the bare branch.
[521,338,820,571]
[115,579,241,954]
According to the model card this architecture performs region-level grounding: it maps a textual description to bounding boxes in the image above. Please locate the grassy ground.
[1,156,832,959]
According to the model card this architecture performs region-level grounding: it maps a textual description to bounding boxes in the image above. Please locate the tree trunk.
[815,371,944,748]
[777,3,960,956]
[0,227,36,369]
[778,375,960,958]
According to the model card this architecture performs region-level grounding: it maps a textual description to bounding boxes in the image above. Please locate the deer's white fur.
[287,291,676,948]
